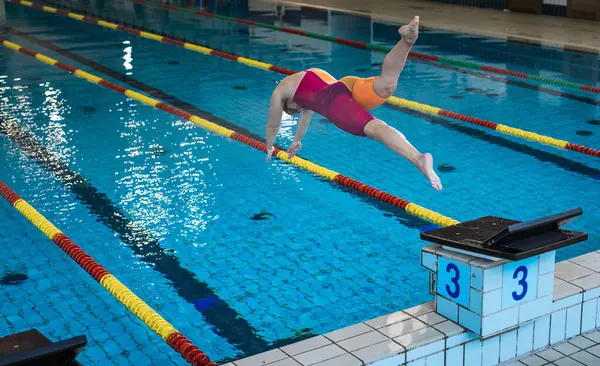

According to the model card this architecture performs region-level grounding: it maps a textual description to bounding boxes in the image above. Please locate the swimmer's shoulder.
[283,71,306,85]
[276,71,306,97]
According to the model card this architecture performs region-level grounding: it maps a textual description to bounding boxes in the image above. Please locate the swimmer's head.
[283,99,301,116]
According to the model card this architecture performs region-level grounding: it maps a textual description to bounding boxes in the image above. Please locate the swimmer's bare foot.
[418,153,442,191]
[399,16,419,45]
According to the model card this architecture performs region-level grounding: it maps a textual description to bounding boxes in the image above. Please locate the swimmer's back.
[293,69,374,136]
[293,68,387,111]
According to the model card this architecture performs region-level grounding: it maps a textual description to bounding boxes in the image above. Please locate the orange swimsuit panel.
[307,68,387,111]
[308,68,338,85]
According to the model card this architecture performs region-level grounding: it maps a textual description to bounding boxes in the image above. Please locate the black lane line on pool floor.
[37,0,600,107]
[0,25,438,356]
[0,25,429,229]
[0,118,281,358]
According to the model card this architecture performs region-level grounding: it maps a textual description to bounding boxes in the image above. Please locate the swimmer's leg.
[373,16,419,98]
[364,119,442,191]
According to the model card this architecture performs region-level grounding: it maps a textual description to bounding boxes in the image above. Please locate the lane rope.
[125,0,600,95]
[9,0,600,159]
[0,181,216,366]
[0,38,459,226]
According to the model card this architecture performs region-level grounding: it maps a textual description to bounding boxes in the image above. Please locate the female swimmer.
[265,16,442,191]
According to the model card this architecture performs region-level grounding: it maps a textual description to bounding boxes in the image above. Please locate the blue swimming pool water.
[0,0,599,363]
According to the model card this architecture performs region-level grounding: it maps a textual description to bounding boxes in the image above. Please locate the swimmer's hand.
[287,141,302,159]
[266,146,275,163]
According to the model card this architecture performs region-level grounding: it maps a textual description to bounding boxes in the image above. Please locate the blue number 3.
[512,265,528,301]
[446,263,460,299]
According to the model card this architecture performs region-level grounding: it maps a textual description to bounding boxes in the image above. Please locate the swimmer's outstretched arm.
[266,88,284,162]
[287,110,313,159]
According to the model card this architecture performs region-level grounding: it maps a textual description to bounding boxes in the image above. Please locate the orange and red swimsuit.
[292,68,388,136]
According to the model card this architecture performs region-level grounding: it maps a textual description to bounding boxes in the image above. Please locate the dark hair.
[283,100,301,116]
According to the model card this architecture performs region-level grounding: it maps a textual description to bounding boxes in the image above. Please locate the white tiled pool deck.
[227,248,600,366]
[504,331,600,366]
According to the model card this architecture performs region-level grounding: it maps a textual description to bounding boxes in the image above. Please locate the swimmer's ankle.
[415,152,426,166]
[399,16,419,45]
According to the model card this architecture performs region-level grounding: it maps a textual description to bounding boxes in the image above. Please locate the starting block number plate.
[438,257,470,307]
[502,256,539,308]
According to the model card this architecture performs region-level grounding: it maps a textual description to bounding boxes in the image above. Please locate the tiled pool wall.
[227,245,600,366]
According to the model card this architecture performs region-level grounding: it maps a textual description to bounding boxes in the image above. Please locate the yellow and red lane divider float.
[0,181,216,366]
[0,38,459,227]
[8,0,600,159]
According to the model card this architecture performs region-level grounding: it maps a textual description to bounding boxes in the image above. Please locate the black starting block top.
[0,329,86,366]
[420,208,588,260]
